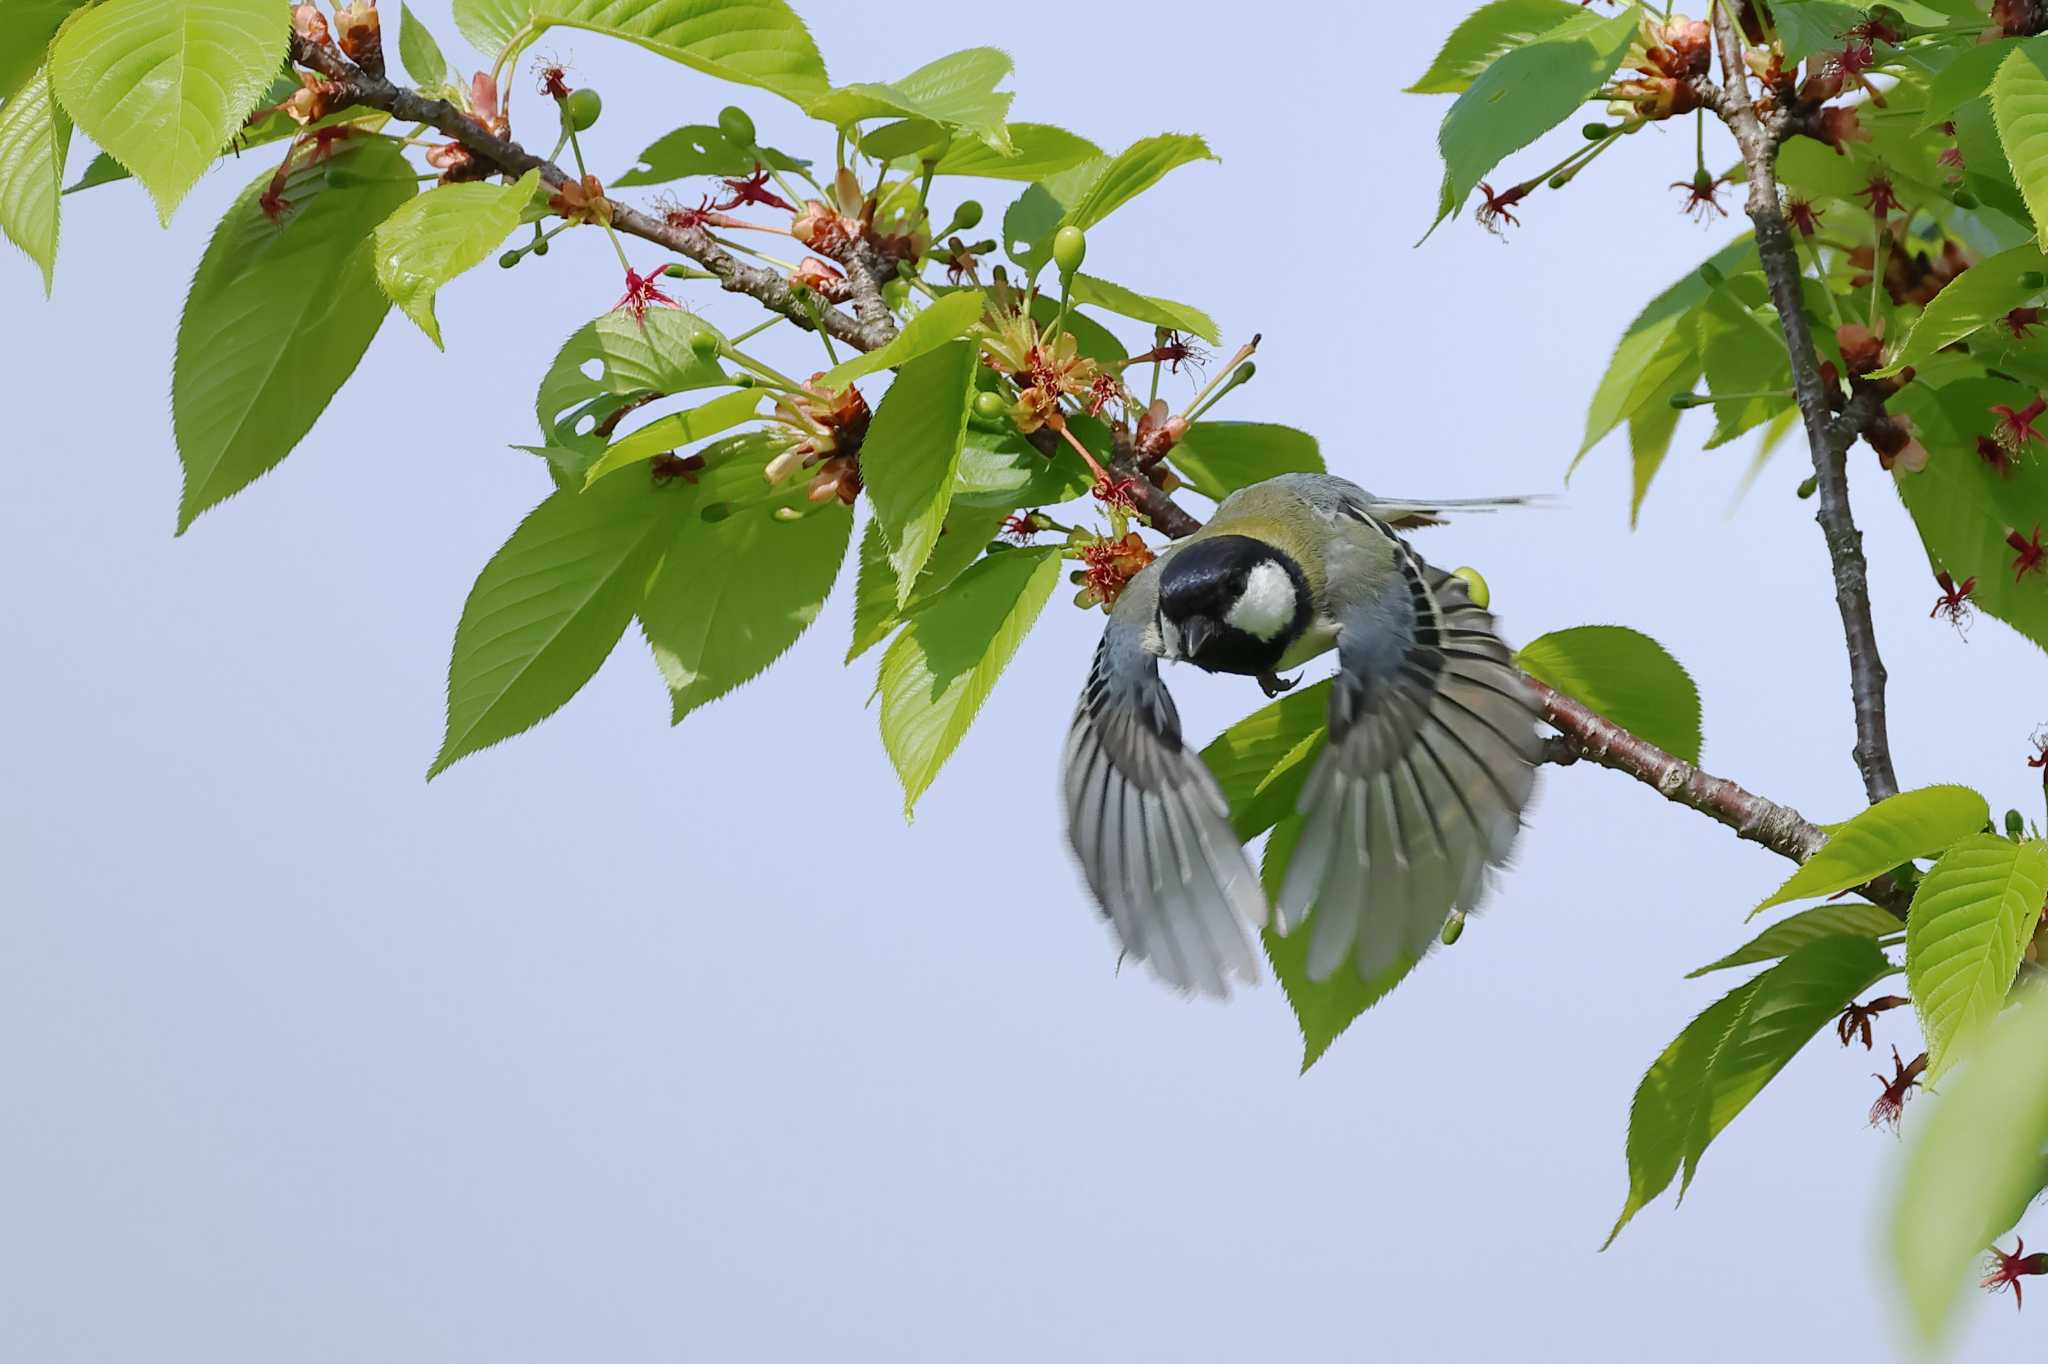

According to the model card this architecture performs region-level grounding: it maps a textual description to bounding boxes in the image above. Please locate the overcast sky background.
[5,5,2045,1360]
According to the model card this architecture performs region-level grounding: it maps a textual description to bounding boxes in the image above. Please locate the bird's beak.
[1180,615,1215,660]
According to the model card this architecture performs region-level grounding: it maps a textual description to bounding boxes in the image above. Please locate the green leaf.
[1516,625,1703,764]
[48,0,286,222]
[1890,981,2048,1350]
[1405,0,1585,94]
[814,287,982,390]
[638,434,852,723]
[1687,902,1903,976]
[1065,272,1218,344]
[611,121,807,186]
[372,169,537,347]
[1606,935,1892,1246]
[450,0,827,105]
[845,504,1007,661]
[1908,835,2048,1079]
[805,47,1013,153]
[1892,376,2048,654]
[61,148,126,194]
[1921,36,2018,131]
[0,65,70,292]
[932,122,1101,180]
[1625,356,1693,524]
[172,138,414,531]
[430,472,682,776]
[533,308,732,474]
[1881,240,2048,374]
[1770,0,1868,62]
[581,386,763,487]
[1003,133,1215,271]
[877,545,1061,815]
[950,428,1090,510]
[0,0,84,104]
[1430,7,1637,231]
[1753,785,1991,915]
[863,338,977,603]
[1260,813,1420,1070]
[1168,421,1326,501]
[1202,680,1334,842]
[397,2,454,90]
[1695,290,1794,449]
[1992,36,2048,249]
[1579,235,1757,458]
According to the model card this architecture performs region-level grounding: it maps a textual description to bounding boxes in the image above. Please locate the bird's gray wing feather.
[1062,561,1267,997]
[1276,516,1542,982]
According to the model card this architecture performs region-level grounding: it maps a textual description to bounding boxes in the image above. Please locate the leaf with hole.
[612,122,807,186]
[581,387,764,487]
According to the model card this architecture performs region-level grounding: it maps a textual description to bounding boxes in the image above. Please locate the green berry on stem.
[973,391,1007,420]
[563,87,601,131]
[531,236,549,256]
[953,200,983,231]
[718,105,756,146]
[1440,911,1466,946]
[1052,224,1086,277]
[498,250,521,268]
[1450,566,1489,609]
[731,372,757,388]
[689,330,720,361]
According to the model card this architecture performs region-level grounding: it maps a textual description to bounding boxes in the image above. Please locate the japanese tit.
[1061,472,1544,996]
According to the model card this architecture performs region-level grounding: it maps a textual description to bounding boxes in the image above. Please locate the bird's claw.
[1257,670,1299,699]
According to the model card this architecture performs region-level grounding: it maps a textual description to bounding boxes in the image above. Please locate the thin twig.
[1704,2,1900,805]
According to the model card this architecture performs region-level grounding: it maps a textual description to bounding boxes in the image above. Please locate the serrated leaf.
[373,169,537,347]
[450,0,826,105]
[863,338,977,602]
[1626,357,1692,524]
[877,545,1061,815]
[48,0,287,222]
[932,122,1100,180]
[638,433,851,723]
[397,2,453,90]
[1406,0,1584,94]
[1696,290,1794,448]
[950,428,1090,510]
[845,504,1007,661]
[1908,835,2048,1079]
[0,0,86,104]
[1260,814,1418,1071]
[173,138,414,530]
[580,386,763,487]
[1606,936,1891,1246]
[1202,681,1333,843]
[1065,272,1218,343]
[1890,981,2048,1350]
[1516,625,1702,764]
[61,148,126,194]
[1922,37,2018,131]
[612,121,807,186]
[1993,36,2048,249]
[1882,241,2048,375]
[1771,0,1867,62]
[814,287,982,390]
[1004,133,1214,271]
[1753,785,1990,915]
[0,65,70,292]
[806,47,1013,153]
[1168,421,1326,501]
[1579,236,1756,459]
[1687,902,1903,976]
[1892,376,2048,655]
[430,473,686,776]
[1430,7,1637,231]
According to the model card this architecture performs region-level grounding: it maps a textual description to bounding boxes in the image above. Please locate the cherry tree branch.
[1704,3,1901,805]
[287,34,898,353]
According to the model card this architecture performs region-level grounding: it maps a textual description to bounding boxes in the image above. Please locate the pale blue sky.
[5,6,2045,1360]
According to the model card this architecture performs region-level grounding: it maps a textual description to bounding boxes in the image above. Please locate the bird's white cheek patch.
[1225,561,1297,641]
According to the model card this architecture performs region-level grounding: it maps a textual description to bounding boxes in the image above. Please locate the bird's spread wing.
[1276,522,1543,981]
[1062,562,1267,996]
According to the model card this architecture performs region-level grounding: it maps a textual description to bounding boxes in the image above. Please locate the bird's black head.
[1156,535,1311,676]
